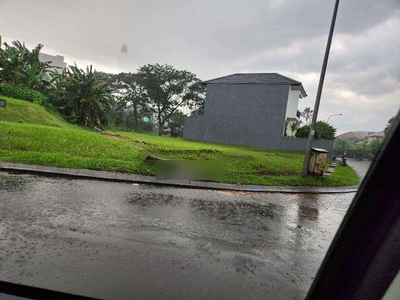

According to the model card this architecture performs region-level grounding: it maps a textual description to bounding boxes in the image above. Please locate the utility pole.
[301,0,341,177]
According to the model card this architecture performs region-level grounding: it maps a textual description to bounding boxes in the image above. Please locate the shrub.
[296,121,336,140]
[0,82,47,104]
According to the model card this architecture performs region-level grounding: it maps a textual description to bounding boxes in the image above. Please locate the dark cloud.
[0,0,399,133]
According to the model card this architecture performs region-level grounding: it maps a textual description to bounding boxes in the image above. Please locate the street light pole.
[327,113,342,161]
[327,113,342,123]
[301,0,341,177]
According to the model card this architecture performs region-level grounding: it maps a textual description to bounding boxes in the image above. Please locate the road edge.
[0,162,359,194]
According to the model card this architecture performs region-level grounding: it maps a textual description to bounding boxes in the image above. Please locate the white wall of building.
[39,52,67,73]
[285,86,300,120]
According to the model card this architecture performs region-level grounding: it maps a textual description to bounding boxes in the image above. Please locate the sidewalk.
[0,162,359,194]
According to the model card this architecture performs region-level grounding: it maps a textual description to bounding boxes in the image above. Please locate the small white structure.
[39,52,67,73]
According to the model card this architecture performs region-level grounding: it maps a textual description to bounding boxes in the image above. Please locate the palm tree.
[301,107,314,125]
[55,64,112,126]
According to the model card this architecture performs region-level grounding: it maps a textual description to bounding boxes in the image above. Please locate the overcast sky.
[1,0,399,134]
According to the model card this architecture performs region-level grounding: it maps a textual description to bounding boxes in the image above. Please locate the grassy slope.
[0,96,74,129]
[0,97,359,186]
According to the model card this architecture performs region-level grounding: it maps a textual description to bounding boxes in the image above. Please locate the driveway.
[0,172,357,299]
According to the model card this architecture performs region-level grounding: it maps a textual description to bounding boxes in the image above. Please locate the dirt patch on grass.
[158,149,221,155]
[132,139,154,146]
[100,133,155,146]
[100,132,130,140]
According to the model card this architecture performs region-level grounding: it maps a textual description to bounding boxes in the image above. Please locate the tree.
[168,111,186,137]
[334,138,347,151]
[295,121,336,140]
[350,138,369,159]
[369,138,383,156]
[137,64,205,135]
[53,64,112,126]
[301,107,313,125]
[109,72,149,132]
[384,116,395,136]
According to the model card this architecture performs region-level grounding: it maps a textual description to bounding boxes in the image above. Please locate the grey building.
[183,73,333,152]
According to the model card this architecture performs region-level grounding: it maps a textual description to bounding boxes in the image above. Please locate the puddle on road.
[0,174,26,192]
[232,254,266,275]
[127,192,184,207]
[191,198,278,221]
[298,205,319,222]
[126,191,290,234]
[127,191,284,219]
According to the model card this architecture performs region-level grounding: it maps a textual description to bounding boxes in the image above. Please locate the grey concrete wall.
[183,83,334,152]
[184,123,333,152]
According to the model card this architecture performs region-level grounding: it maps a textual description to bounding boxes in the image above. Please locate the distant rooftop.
[337,131,364,139]
[203,73,307,97]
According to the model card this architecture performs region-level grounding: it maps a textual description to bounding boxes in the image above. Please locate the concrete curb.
[0,162,360,194]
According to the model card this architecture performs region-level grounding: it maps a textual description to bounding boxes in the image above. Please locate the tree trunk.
[133,101,138,132]
[158,116,163,136]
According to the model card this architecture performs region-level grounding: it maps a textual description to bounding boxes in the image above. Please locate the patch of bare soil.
[100,132,130,140]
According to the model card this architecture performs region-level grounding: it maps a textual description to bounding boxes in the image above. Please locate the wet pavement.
[0,172,357,299]
[346,158,371,181]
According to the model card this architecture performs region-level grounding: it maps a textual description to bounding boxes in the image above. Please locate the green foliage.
[349,138,370,159]
[0,96,358,187]
[106,108,154,133]
[334,138,347,151]
[0,82,47,104]
[52,64,113,126]
[369,138,383,155]
[296,121,336,140]
[349,138,383,158]
[137,64,205,135]
[0,120,359,187]
[384,116,395,136]
[0,96,72,128]
[124,110,154,132]
[109,72,149,132]
[0,40,53,92]
[350,138,369,152]
[168,111,186,137]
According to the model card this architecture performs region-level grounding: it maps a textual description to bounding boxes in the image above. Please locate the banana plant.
[0,40,52,91]
[53,64,113,126]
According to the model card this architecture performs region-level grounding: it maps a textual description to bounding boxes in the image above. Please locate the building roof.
[337,131,364,139]
[203,73,307,97]
[354,131,375,138]
[368,131,385,138]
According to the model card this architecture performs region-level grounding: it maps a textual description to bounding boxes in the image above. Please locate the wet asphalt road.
[0,172,357,300]
[346,158,371,181]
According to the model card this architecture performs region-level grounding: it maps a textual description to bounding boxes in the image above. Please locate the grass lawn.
[0,97,359,187]
[0,96,75,129]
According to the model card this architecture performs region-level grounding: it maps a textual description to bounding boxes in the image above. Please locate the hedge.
[0,82,47,104]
